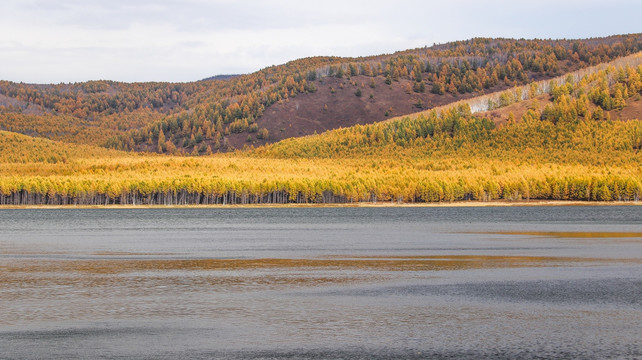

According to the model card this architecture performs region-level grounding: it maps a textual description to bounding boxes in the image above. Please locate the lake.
[1,206,641,359]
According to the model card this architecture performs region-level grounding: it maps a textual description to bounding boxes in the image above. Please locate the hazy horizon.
[1,0,641,84]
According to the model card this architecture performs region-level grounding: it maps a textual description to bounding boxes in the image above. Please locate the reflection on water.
[0,206,641,359]
[1,255,619,274]
[474,231,642,239]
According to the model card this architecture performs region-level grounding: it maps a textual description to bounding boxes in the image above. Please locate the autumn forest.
[1,35,641,205]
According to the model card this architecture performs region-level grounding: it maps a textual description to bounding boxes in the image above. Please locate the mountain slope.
[129,35,642,154]
[260,54,642,160]
[1,35,640,155]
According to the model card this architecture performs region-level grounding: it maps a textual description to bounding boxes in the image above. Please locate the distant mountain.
[201,74,241,81]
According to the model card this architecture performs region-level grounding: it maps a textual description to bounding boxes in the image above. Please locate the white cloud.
[0,0,640,83]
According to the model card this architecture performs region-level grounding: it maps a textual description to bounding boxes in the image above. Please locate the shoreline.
[0,200,640,209]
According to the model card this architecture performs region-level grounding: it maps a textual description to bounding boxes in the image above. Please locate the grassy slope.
[0,130,127,163]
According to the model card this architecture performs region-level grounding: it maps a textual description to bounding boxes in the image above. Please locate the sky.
[1,0,640,84]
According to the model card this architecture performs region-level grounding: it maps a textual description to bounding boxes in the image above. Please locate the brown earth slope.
[226,58,585,150]
[226,75,515,148]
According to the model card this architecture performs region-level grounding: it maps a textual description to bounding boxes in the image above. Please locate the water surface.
[1,206,640,359]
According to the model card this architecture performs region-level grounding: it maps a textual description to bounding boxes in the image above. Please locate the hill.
[0,54,640,205]
[1,34,641,155]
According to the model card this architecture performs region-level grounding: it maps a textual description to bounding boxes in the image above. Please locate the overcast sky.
[1,0,640,84]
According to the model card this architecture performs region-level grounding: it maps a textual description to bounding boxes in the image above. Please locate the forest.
[0,50,640,205]
[1,35,640,154]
